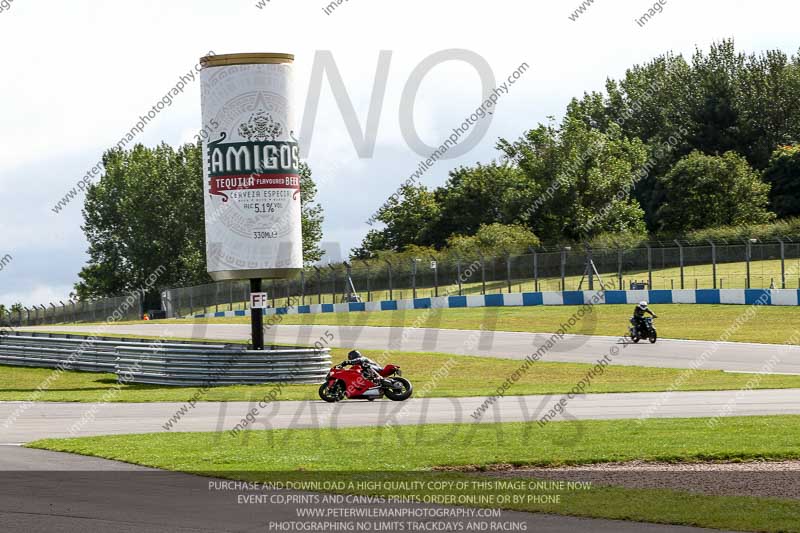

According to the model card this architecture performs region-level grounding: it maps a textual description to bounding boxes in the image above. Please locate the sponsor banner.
[200,53,303,281]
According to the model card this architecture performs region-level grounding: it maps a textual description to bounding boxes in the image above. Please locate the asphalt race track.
[6,323,796,532]
[23,323,800,374]
[3,388,800,444]
[0,447,719,533]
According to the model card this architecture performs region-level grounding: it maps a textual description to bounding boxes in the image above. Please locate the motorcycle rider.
[631,301,657,337]
[338,350,385,384]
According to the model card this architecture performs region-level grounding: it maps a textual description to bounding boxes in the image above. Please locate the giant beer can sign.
[199,53,303,281]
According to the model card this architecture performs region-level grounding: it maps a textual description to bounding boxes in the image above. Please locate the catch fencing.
[0,294,143,327]
[162,240,800,317]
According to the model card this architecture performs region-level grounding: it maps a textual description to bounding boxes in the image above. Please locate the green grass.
[4,347,800,402]
[29,416,800,532]
[128,303,800,345]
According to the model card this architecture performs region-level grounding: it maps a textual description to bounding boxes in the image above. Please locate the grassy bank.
[4,347,800,402]
[129,304,800,345]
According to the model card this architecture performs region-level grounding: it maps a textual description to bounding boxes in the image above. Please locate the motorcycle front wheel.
[383,378,413,401]
[649,330,658,344]
[319,381,346,403]
[631,335,640,344]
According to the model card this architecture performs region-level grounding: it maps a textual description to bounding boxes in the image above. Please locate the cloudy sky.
[0,0,798,307]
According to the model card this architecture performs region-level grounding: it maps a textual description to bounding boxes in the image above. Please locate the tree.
[354,184,440,255]
[299,162,325,263]
[573,39,800,228]
[429,163,529,246]
[763,145,800,218]
[656,151,775,233]
[76,143,325,307]
[445,224,539,259]
[498,117,649,242]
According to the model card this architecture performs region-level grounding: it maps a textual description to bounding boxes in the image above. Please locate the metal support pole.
[586,245,594,291]
[360,260,371,302]
[674,240,684,290]
[457,260,463,296]
[345,262,353,302]
[745,239,752,290]
[560,248,567,292]
[778,238,786,289]
[384,260,394,300]
[314,266,322,304]
[300,271,306,306]
[646,244,653,289]
[250,278,264,351]
[708,240,717,289]
[617,249,623,290]
[531,248,539,292]
[328,265,337,304]
[412,259,418,299]
[506,253,512,293]
[431,256,439,297]
[480,256,486,295]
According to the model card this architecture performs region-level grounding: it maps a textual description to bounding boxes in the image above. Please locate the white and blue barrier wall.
[191,288,800,319]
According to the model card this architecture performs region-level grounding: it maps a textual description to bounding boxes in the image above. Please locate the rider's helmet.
[348,350,362,361]
[638,301,648,310]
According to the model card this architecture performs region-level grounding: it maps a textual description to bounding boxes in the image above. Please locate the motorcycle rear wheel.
[319,381,346,403]
[383,378,413,401]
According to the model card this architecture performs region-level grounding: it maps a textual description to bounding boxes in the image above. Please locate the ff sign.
[250,292,269,310]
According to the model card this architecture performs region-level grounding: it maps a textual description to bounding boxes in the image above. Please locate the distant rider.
[632,301,657,336]
[338,350,385,384]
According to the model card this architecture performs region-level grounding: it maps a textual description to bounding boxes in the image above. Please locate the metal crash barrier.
[0,332,330,387]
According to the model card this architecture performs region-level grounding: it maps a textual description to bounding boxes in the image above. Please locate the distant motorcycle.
[318,363,413,403]
[630,317,658,344]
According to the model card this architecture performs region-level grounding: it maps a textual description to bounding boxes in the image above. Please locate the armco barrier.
[191,289,800,320]
[0,333,331,387]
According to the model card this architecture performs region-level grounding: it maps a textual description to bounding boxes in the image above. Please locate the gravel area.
[484,461,800,500]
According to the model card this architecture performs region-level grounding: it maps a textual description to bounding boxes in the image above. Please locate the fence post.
[431,256,439,297]
[384,259,394,300]
[229,282,234,311]
[586,244,594,291]
[778,237,786,289]
[456,259,463,296]
[314,266,322,304]
[300,271,306,306]
[480,255,486,295]
[530,247,539,292]
[617,249,623,290]
[674,240,684,290]
[646,244,653,289]
[328,265,337,304]
[411,259,418,299]
[560,247,569,292]
[745,239,753,289]
[506,252,512,293]
[707,239,717,289]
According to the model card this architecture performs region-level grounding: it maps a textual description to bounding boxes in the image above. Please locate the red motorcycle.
[318,363,413,403]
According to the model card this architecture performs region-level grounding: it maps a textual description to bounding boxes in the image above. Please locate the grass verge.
[102,303,800,345]
[3,348,800,402]
[28,416,800,532]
